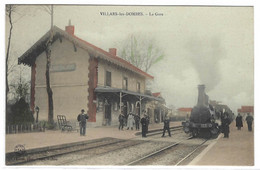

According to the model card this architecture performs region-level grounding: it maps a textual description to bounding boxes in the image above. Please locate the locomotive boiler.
[182,85,220,138]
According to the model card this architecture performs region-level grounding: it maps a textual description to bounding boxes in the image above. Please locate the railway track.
[126,136,193,165]
[55,139,147,165]
[6,137,125,165]
[6,125,209,166]
[175,139,208,166]
[135,125,183,137]
[126,137,208,166]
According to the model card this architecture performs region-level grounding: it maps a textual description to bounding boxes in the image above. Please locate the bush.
[6,98,34,125]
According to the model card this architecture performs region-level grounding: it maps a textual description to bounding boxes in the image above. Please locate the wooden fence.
[6,123,45,134]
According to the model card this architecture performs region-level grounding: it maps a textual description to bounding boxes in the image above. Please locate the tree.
[119,34,164,72]
[6,5,29,103]
[9,67,30,102]
[6,5,15,95]
[7,70,33,125]
[7,98,34,125]
[44,5,54,125]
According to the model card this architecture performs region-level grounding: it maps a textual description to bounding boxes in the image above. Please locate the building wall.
[95,60,148,126]
[34,38,90,123]
[97,60,146,93]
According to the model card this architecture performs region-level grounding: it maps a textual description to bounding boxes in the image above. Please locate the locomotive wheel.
[211,133,219,139]
[204,130,212,139]
[200,129,211,139]
[192,129,199,138]
[184,127,190,133]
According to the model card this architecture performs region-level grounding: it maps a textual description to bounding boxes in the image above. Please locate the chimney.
[109,48,117,56]
[197,84,208,107]
[65,19,74,35]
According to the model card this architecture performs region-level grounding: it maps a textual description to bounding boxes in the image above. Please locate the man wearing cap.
[77,109,89,136]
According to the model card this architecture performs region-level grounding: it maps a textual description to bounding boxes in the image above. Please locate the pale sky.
[6,5,254,113]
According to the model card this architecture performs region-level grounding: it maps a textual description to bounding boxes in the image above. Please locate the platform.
[5,121,255,167]
[189,121,254,166]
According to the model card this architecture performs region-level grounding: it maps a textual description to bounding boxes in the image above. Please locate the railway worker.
[221,112,231,138]
[144,111,150,133]
[134,113,140,130]
[77,109,89,136]
[246,113,254,132]
[235,113,243,130]
[161,116,171,137]
[118,112,125,130]
[126,112,135,130]
[141,114,148,137]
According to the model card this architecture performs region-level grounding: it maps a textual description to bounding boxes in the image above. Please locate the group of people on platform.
[118,110,149,136]
[235,113,254,132]
[76,108,172,137]
[221,111,254,139]
[119,110,172,138]
[118,112,141,131]
[76,108,254,138]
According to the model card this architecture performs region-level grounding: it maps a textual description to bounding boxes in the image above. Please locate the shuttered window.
[123,77,128,90]
[105,71,111,87]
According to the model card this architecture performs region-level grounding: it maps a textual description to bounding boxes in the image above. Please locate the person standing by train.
[235,113,243,130]
[161,115,171,137]
[246,113,254,132]
[118,112,125,130]
[222,112,231,138]
[134,113,140,130]
[144,111,150,134]
[77,109,89,136]
[141,114,148,137]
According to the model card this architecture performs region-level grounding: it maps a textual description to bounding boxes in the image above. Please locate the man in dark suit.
[141,114,148,137]
[77,109,89,136]
[162,116,171,137]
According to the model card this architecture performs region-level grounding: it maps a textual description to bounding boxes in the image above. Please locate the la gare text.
[100,12,164,16]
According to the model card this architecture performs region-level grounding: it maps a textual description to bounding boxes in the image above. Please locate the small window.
[123,77,128,90]
[105,71,111,87]
[137,82,141,93]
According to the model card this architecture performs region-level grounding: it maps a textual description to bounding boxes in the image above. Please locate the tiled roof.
[237,106,254,113]
[152,92,161,97]
[18,26,154,79]
[178,108,192,112]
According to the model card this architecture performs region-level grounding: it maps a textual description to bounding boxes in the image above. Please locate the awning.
[94,86,164,102]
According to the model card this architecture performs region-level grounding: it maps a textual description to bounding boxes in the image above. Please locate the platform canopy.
[94,86,164,102]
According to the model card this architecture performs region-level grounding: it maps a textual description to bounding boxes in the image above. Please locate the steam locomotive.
[182,85,233,138]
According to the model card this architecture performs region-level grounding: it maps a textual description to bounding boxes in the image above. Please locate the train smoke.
[185,36,225,92]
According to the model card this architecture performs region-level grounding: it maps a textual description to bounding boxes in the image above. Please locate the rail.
[126,136,194,165]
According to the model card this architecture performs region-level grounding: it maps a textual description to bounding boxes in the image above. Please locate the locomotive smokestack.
[197,84,208,107]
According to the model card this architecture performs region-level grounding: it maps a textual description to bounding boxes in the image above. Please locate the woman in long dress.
[127,113,135,130]
[236,113,243,130]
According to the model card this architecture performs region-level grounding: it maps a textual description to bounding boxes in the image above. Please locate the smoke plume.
[185,36,225,92]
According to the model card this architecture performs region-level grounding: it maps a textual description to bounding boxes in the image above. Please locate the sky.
[5,4,254,113]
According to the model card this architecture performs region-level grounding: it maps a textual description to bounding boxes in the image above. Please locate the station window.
[105,71,111,87]
[123,77,128,90]
[137,82,141,93]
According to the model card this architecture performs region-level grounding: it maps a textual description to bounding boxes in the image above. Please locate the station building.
[18,24,164,127]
